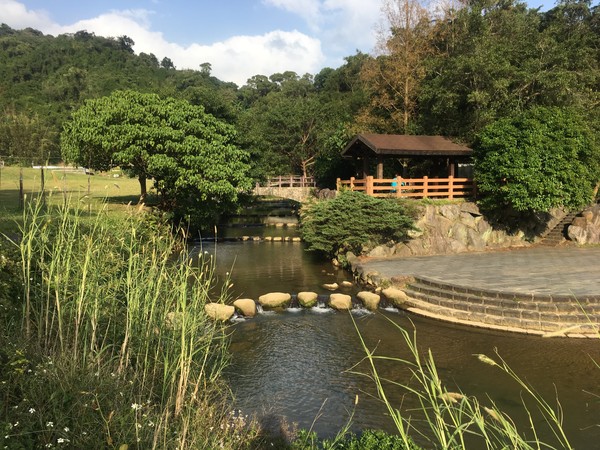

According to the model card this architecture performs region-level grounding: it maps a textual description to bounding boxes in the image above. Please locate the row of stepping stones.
[204,287,411,322]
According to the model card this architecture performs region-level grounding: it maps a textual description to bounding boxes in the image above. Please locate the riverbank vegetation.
[0,198,257,449]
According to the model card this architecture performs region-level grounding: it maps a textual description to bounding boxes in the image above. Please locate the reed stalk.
[351,315,573,450]
[2,194,247,449]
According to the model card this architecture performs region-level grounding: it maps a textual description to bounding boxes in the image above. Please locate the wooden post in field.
[448,175,454,199]
[19,167,24,209]
[40,166,46,206]
[87,173,91,214]
[423,176,429,198]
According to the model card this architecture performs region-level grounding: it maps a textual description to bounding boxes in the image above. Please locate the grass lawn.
[0,166,154,233]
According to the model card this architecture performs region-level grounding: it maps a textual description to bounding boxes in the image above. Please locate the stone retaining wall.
[362,202,566,259]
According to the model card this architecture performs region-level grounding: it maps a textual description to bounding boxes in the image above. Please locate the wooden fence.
[258,175,316,188]
[336,176,476,199]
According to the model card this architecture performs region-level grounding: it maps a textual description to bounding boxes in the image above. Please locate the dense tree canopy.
[61,90,252,226]
[473,106,600,213]
[3,0,600,215]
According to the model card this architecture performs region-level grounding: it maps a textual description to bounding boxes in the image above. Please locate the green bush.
[474,106,600,213]
[300,190,415,258]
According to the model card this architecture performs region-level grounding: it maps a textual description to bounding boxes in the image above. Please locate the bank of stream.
[194,199,600,447]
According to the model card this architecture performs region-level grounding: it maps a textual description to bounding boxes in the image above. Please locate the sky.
[1,0,551,87]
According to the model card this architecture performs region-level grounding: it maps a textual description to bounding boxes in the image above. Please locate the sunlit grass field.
[0,166,151,232]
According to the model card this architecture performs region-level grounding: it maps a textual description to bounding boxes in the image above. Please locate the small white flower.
[131,403,142,411]
[82,431,88,436]
[28,408,35,414]
[63,427,69,433]
[46,422,54,428]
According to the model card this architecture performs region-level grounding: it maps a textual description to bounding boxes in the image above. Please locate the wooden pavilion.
[341,133,473,179]
[338,134,475,199]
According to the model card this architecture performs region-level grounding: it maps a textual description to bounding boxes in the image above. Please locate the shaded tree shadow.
[476,201,561,242]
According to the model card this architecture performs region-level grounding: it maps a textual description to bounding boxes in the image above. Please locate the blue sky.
[1,0,553,86]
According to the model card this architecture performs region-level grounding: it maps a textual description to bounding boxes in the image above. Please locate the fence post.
[366,176,374,196]
[350,177,355,190]
[448,175,454,199]
[336,178,341,190]
[396,177,402,198]
[423,176,428,198]
[19,167,24,210]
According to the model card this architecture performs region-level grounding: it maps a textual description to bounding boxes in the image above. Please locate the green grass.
[0,166,152,234]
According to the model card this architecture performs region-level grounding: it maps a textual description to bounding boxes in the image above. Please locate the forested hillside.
[1,0,598,187]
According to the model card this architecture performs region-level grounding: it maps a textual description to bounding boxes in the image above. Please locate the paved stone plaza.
[360,246,600,297]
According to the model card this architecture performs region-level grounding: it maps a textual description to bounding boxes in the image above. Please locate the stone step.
[538,211,579,246]
[400,277,600,334]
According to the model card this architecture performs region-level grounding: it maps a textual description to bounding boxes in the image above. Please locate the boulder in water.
[357,291,380,311]
[204,303,235,321]
[382,288,408,307]
[233,299,257,317]
[297,292,318,307]
[329,293,352,310]
[258,292,291,309]
[323,282,339,291]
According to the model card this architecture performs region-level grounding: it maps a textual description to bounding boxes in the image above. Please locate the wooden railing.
[336,176,476,199]
[258,175,316,188]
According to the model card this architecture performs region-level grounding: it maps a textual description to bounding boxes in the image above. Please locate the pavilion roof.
[342,134,472,158]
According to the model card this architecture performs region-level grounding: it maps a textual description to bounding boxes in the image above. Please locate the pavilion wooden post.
[376,156,384,179]
[366,176,374,196]
[362,158,369,178]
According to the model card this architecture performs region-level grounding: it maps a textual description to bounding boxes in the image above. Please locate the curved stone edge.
[350,261,600,338]
[403,299,600,339]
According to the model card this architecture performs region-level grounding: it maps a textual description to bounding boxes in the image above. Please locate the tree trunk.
[138,175,147,203]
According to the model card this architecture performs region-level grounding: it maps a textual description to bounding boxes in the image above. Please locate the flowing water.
[193,205,600,447]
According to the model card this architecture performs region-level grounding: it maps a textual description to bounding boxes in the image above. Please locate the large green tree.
[473,106,600,213]
[61,90,252,225]
[238,72,343,179]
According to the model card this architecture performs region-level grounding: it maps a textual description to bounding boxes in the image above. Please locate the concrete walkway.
[358,246,600,297]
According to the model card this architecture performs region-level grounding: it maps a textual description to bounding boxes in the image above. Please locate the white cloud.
[0,0,52,30]
[0,1,325,86]
[263,0,322,29]
[264,0,382,63]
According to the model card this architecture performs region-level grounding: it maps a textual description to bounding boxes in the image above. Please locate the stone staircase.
[399,276,600,337]
[538,211,578,246]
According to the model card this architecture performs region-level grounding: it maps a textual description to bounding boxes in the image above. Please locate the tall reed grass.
[1,196,258,449]
[352,316,573,450]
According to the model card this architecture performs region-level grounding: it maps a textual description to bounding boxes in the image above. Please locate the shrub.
[300,190,415,258]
